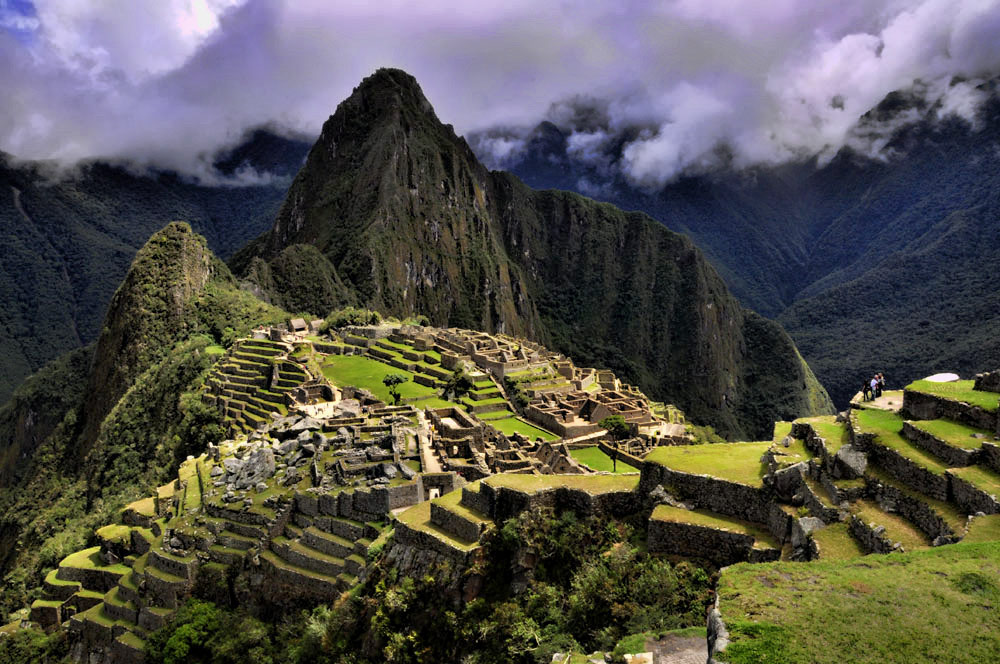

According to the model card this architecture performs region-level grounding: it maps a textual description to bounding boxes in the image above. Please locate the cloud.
[0,0,998,183]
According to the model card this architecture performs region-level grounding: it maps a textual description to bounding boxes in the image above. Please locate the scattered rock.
[210,465,224,477]
[835,444,868,477]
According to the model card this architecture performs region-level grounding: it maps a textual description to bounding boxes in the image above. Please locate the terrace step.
[208,544,246,565]
[302,526,355,558]
[429,492,492,542]
[271,537,345,577]
[848,499,931,554]
[903,419,992,467]
[43,568,82,601]
[217,530,257,550]
[647,504,781,566]
[259,550,341,596]
[317,516,367,541]
[809,522,864,560]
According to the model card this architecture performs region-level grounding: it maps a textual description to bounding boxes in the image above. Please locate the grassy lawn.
[964,515,1000,543]
[60,547,129,574]
[864,466,967,534]
[796,415,850,455]
[906,379,999,412]
[772,421,792,441]
[650,504,778,549]
[321,355,441,403]
[810,522,864,560]
[394,501,480,551]
[909,419,994,450]
[853,409,949,475]
[644,441,771,487]
[483,473,639,494]
[490,416,558,441]
[569,446,638,473]
[716,540,1000,664]
[852,499,929,551]
[948,465,1000,496]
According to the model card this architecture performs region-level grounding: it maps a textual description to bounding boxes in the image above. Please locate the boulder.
[210,465,224,477]
[231,447,277,490]
[835,444,868,478]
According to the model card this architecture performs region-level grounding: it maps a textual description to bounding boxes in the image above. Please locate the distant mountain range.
[476,80,1000,406]
[0,129,311,403]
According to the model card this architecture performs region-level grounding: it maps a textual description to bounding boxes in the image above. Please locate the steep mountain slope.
[0,223,287,614]
[236,69,832,438]
[0,130,310,404]
[489,81,1000,406]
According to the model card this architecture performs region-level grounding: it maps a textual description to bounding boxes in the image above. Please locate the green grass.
[906,380,999,412]
[772,421,792,441]
[568,446,638,473]
[489,416,558,441]
[59,547,129,574]
[394,501,480,551]
[854,409,948,475]
[909,419,995,450]
[964,515,1000,543]
[645,441,771,487]
[948,465,1000,497]
[863,466,967,534]
[852,499,929,551]
[321,354,441,403]
[482,473,639,494]
[810,522,864,560]
[96,524,131,545]
[650,504,778,550]
[796,415,850,455]
[716,540,1000,664]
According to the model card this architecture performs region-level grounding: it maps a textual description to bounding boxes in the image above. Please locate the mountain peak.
[333,67,438,128]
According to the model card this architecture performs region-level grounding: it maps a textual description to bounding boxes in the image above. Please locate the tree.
[444,369,474,400]
[599,415,630,472]
[382,373,408,405]
[598,415,630,442]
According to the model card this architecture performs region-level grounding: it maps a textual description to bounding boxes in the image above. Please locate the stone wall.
[848,515,895,554]
[461,486,491,515]
[476,482,643,525]
[639,463,780,537]
[980,443,1000,474]
[647,519,779,566]
[974,370,1000,393]
[393,519,477,563]
[867,444,949,501]
[947,472,1000,515]
[597,441,645,469]
[430,503,485,542]
[902,390,997,431]
[901,422,977,466]
[864,477,955,543]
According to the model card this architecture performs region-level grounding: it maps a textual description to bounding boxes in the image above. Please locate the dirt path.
[415,410,443,473]
[647,634,706,664]
[852,389,903,413]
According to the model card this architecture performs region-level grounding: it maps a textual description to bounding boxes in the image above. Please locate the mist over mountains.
[469,78,1000,406]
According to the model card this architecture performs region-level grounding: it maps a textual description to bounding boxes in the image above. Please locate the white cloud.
[0,0,997,182]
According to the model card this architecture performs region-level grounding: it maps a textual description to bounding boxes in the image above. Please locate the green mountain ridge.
[0,131,310,405]
[235,68,832,439]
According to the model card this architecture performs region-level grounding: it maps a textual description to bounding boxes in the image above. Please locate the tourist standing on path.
[878,373,886,396]
[862,380,872,401]
[871,376,880,399]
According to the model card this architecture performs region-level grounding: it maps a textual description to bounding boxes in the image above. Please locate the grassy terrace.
[863,466,967,534]
[810,522,864,560]
[434,489,490,522]
[60,547,129,574]
[852,499,929,551]
[948,465,1000,496]
[394,501,480,551]
[854,409,948,475]
[482,473,639,494]
[797,415,849,455]
[905,379,999,411]
[964,515,1000,543]
[644,441,771,487]
[772,421,792,441]
[569,446,638,473]
[909,418,995,450]
[715,540,1000,664]
[321,354,446,403]
[489,416,558,441]
[650,504,778,550]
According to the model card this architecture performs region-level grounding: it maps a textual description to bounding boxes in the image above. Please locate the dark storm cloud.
[1,0,999,184]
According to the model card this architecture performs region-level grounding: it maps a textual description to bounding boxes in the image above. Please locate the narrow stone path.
[415,410,443,473]
[647,634,706,664]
